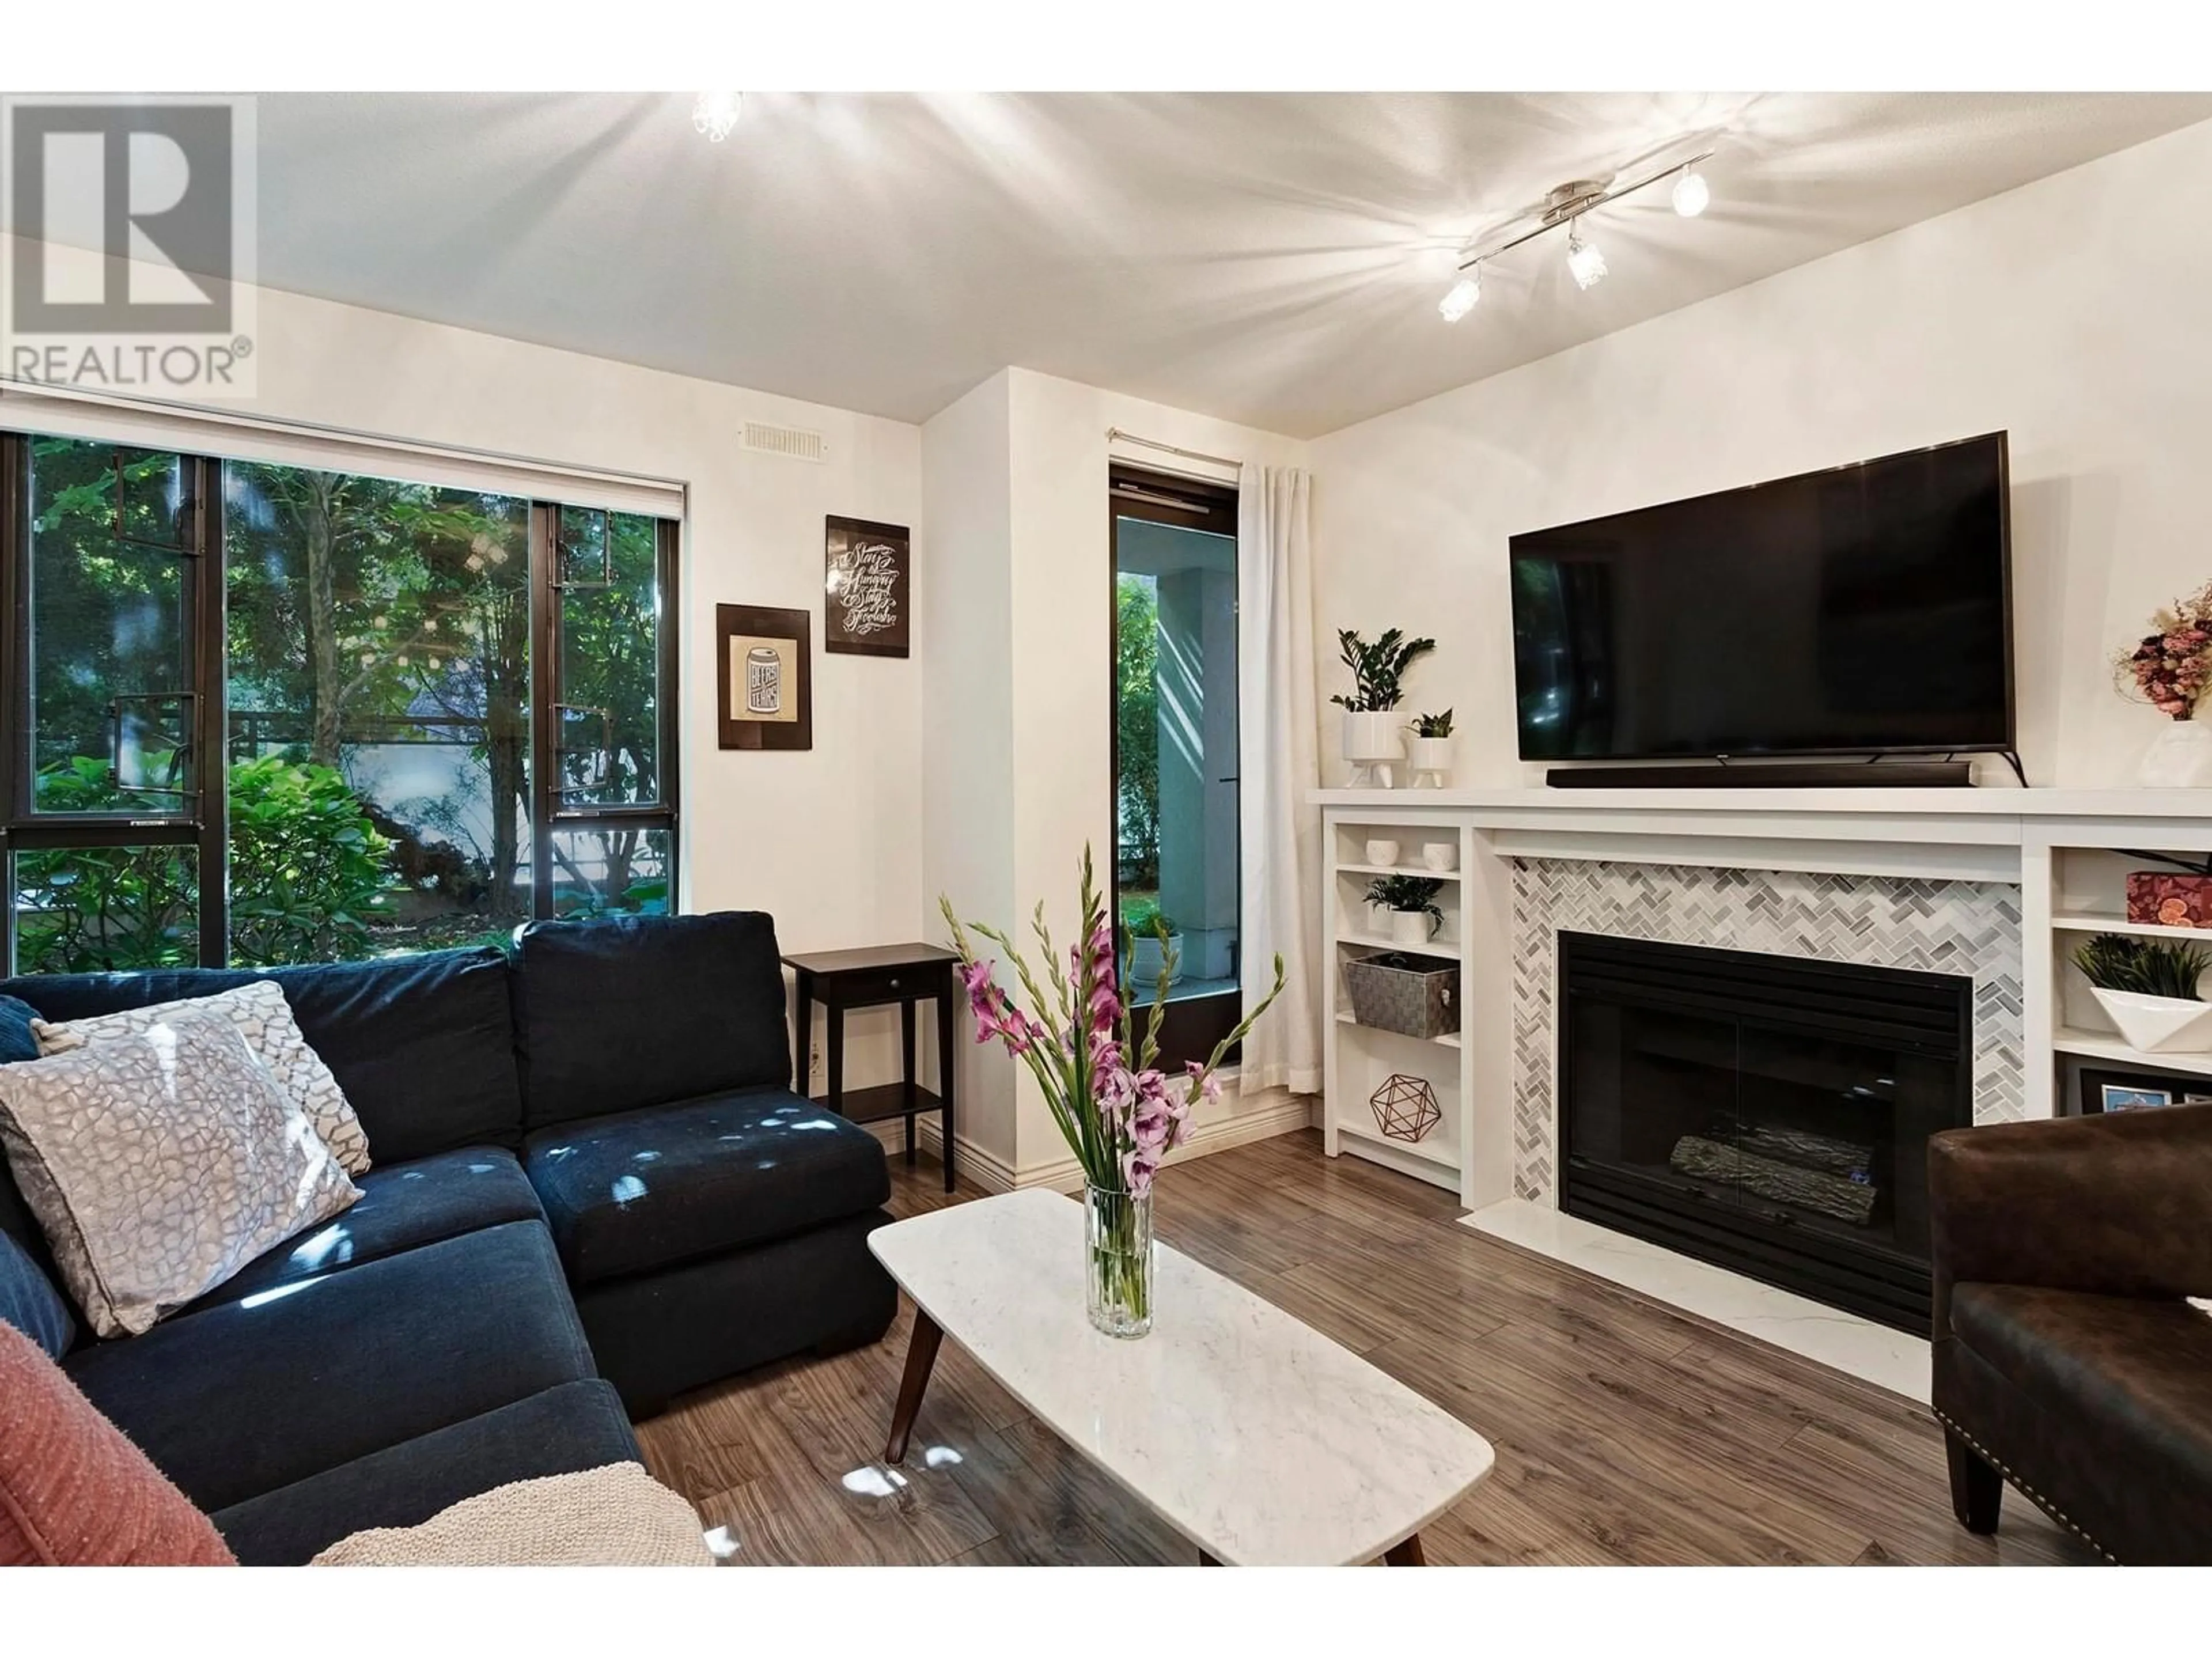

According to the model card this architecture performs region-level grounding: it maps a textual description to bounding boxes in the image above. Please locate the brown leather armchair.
[1928,1103,2212,1565]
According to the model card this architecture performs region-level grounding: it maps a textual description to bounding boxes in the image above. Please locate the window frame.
[0,429,682,975]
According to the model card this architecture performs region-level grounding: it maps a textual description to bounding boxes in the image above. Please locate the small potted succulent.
[1367,873,1446,948]
[2074,933,2212,1052]
[1331,628,1435,785]
[1120,899,1184,990]
[1406,708,1455,786]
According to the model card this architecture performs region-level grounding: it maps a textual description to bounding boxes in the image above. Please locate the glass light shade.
[1437,275,1480,322]
[692,92,744,142]
[1566,226,1608,291]
[1672,169,1710,218]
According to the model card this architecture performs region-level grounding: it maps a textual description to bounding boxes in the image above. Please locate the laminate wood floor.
[635,1130,2094,1566]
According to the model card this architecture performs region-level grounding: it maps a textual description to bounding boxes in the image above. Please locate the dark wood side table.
[783,943,960,1192]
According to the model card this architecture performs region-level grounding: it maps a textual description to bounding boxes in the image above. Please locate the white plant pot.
[1407,735,1455,786]
[1388,908,1437,948]
[1342,710,1403,762]
[2135,717,2212,787]
[1363,839,1401,868]
[1128,933,1185,990]
[1421,842,1459,872]
[2090,987,2212,1053]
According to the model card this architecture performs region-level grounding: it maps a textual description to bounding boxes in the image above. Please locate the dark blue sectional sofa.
[0,910,897,1565]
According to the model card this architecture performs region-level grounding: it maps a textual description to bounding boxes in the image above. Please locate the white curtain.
[1238,467,1323,1097]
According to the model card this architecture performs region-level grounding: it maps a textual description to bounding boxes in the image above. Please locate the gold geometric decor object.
[1370,1073,1442,1143]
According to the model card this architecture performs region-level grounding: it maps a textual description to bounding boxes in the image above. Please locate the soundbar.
[1545,760,1977,790]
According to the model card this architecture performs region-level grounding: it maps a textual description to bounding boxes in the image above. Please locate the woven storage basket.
[1343,950,1460,1040]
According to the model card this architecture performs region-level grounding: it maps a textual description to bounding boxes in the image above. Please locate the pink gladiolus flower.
[1121,1147,1160,1198]
[1184,1060,1224,1108]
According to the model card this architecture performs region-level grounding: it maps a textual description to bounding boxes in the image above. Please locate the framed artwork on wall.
[717,604,812,751]
[824,515,910,658]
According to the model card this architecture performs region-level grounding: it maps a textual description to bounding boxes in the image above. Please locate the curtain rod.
[1106,427,1244,472]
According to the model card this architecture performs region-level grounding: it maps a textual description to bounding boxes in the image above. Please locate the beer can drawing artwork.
[745,646,782,715]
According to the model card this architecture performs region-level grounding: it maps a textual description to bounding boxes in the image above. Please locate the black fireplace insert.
[1556,932,1974,1334]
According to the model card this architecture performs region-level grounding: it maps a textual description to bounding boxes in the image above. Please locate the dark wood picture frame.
[824,515,910,659]
[716,603,813,751]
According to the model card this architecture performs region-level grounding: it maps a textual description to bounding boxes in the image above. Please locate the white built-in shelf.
[2051,1028,2212,1079]
[1336,930,1459,955]
[2051,912,2212,943]
[1335,1118,1457,1171]
[1335,862,1463,882]
[1335,1008,1461,1049]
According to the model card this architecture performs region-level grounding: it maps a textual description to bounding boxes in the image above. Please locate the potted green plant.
[1367,873,1446,948]
[1120,899,1184,990]
[1331,628,1435,786]
[2074,933,2212,1052]
[1407,708,1455,787]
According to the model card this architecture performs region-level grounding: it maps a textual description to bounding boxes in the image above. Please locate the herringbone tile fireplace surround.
[1510,860,2025,1202]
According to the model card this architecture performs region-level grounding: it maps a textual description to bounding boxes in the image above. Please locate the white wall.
[1310,119,2212,789]
[923,367,1313,1183]
[2,244,926,1090]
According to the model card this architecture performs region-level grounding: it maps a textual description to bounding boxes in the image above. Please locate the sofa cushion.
[0,1223,74,1358]
[0,994,37,1062]
[525,1087,890,1285]
[209,1379,639,1566]
[0,1002,361,1338]
[185,1146,546,1310]
[62,1219,596,1513]
[1950,1282,2212,1498]
[0,1322,236,1566]
[514,911,791,1131]
[0,946,524,1165]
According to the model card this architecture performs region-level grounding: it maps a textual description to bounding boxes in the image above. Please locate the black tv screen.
[1510,433,2013,762]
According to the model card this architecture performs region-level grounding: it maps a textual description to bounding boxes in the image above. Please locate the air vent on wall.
[743,421,828,463]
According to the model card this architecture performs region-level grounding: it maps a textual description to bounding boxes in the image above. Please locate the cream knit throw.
[310,1463,713,1567]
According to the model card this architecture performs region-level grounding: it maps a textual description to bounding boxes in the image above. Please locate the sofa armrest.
[1929,1102,2212,1335]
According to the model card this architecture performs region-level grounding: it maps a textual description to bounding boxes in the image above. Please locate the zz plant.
[1331,628,1435,713]
[1367,874,1446,937]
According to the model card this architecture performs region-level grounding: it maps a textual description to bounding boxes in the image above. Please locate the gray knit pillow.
[35,980,370,1176]
[0,1005,360,1337]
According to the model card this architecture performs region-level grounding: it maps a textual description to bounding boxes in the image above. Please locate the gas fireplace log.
[1735,1123,1874,1180]
[1668,1135,1878,1226]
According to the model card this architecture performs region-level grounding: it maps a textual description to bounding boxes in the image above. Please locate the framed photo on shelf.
[716,604,812,751]
[824,515,910,658]
[2077,1065,2212,1115]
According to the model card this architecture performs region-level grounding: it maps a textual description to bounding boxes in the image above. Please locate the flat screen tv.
[1510,432,2013,762]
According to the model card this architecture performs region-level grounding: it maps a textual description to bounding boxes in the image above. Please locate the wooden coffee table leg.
[1384,1533,1426,1566]
[882,1309,944,1465]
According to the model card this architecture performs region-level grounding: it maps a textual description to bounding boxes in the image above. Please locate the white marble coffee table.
[868,1188,1495,1566]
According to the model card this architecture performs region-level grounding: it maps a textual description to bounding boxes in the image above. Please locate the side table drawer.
[815,963,946,1007]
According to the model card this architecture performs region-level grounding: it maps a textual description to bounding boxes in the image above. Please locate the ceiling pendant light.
[1438,268,1481,323]
[1671,165,1710,218]
[1566,223,1608,291]
[692,91,744,142]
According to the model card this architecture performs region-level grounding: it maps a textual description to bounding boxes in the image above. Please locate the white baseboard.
[863,1090,1314,1195]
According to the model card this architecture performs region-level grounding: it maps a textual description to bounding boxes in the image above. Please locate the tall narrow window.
[1110,465,1241,1069]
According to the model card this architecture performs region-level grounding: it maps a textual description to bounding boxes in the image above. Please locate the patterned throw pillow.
[0,1321,236,1566]
[0,1004,361,1338]
[34,980,370,1176]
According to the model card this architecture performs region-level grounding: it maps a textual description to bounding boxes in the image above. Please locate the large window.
[2,434,679,975]
[1110,464,1241,1069]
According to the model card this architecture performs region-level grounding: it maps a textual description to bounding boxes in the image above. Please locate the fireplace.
[1557,932,1973,1334]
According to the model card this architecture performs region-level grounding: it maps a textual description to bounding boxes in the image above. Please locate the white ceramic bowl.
[2090,987,2212,1054]
[1421,843,1459,872]
[1365,839,1400,868]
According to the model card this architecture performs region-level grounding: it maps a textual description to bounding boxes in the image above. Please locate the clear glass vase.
[1085,1183,1154,1339]
[2137,715,2212,787]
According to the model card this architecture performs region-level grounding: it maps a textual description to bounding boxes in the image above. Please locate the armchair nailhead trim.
[1934,1407,2118,1565]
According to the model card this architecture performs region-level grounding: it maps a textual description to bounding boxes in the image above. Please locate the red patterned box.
[2127,873,2212,929]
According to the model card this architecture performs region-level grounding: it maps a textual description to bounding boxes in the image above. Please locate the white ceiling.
[243,92,2212,438]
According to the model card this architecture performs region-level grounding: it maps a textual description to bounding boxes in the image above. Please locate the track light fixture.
[1434,144,1715,322]
[1438,269,1481,323]
[692,91,744,142]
